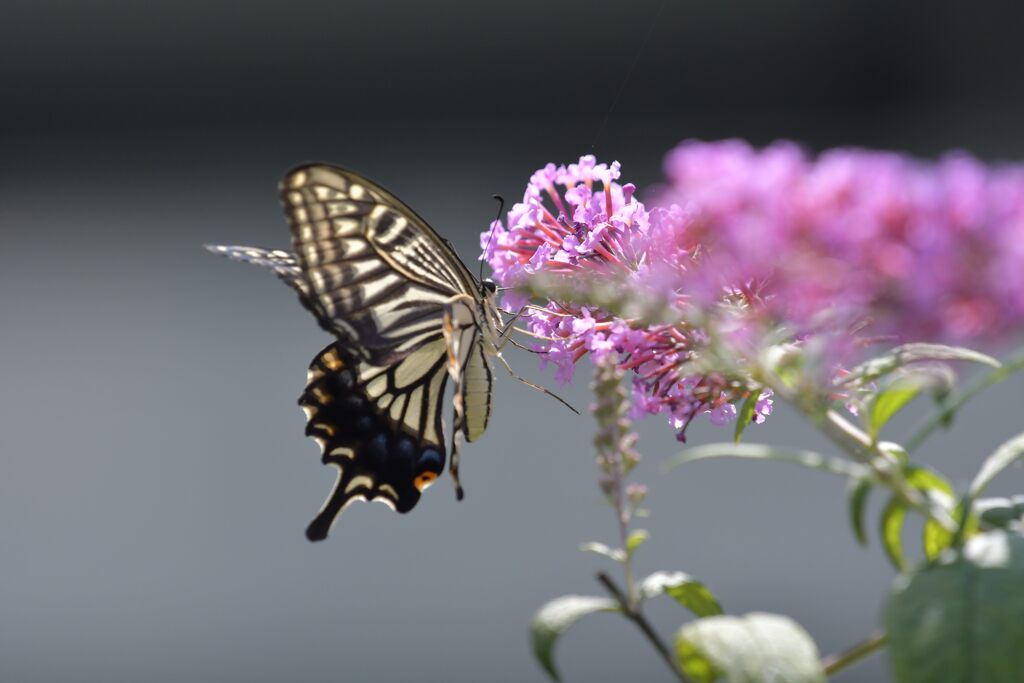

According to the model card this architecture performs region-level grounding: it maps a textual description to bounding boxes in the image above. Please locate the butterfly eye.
[414,471,438,491]
[481,279,498,294]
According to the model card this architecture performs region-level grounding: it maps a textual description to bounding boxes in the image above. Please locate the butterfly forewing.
[282,164,478,364]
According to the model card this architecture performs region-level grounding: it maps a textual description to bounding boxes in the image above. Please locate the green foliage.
[906,347,1024,452]
[886,531,1024,683]
[867,377,926,441]
[668,442,867,479]
[530,595,619,681]
[623,530,649,558]
[579,541,626,562]
[848,478,872,546]
[878,466,954,570]
[880,497,911,570]
[734,393,759,443]
[640,571,723,617]
[844,343,999,386]
[674,613,825,683]
[961,432,1024,519]
[976,495,1024,531]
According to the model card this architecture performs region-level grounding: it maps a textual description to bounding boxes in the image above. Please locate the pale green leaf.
[906,347,1024,452]
[530,595,619,681]
[675,612,825,683]
[625,529,649,557]
[579,542,626,562]
[886,531,1024,683]
[846,343,1001,385]
[967,432,1024,504]
[667,442,868,479]
[640,571,723,617]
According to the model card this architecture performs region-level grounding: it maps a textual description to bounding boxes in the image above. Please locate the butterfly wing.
[282,163,479,365]
[300,342,456,540]
[209,164,498,539]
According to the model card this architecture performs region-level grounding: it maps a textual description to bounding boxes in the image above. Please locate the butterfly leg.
[496,306,528,350]
[492,352,580,415]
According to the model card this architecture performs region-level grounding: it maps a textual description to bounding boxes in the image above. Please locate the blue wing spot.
[418,447,443,472]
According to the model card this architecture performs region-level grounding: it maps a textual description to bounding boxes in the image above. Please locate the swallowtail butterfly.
[208,164,507,541]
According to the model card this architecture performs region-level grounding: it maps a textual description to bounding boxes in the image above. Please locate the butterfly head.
[481,278,498,296]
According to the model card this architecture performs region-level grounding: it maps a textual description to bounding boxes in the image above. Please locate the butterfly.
[208,164,513,541]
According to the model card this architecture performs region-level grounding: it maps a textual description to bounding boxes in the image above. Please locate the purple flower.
[754,390,774,424]
[706,401,737,426]
[481,156,747,439]
[481,142,1024,441]
[658,139,1024,347]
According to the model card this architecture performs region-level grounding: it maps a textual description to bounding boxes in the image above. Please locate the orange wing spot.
[414,471,438,491]
[322,352,345,371]
[311,387,333,404]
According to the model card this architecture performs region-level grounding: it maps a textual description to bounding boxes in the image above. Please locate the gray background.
[2,1,1023,681]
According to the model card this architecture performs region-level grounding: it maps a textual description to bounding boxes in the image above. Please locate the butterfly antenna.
[479,194,505,282]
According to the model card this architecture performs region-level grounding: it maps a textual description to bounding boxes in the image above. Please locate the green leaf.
[846,343,1001,385]
[881,466,955,569]
[976,495,1024,530]
[906,347,1024,452]
[966,432,1024,507]
[924,501,982,560]
[640,571,723,617]
[667,442,868,479]
[879,441,910,465]
[625,529,649,557]
[886,531,1024,683]
[881,496,909,571]
[867,377,923,441]
[848,478,872,547]
[734,393,759,443]
[674,612,825,683]
[579,542,626,562]
[530,595,619,681]
[905,466,954,500]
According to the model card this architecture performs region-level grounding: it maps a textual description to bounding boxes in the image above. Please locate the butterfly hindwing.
[299,344,448,541]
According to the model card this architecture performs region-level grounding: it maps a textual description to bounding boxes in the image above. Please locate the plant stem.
[820,409,958,532]
[597,571,691,683]
[767,369,958,533]
[820,630,888,677]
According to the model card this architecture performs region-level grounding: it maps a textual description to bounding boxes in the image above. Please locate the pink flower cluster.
[659,139,1024,344]
[482,144,1024,439]
[481,155,771,438]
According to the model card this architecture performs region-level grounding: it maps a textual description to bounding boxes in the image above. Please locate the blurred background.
[2,1,1023,681]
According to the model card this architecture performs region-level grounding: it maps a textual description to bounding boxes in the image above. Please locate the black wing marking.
[299,343,449,541]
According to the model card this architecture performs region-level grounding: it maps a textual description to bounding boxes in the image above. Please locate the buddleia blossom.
[480,155,769,439]
[657,139,1024,345]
